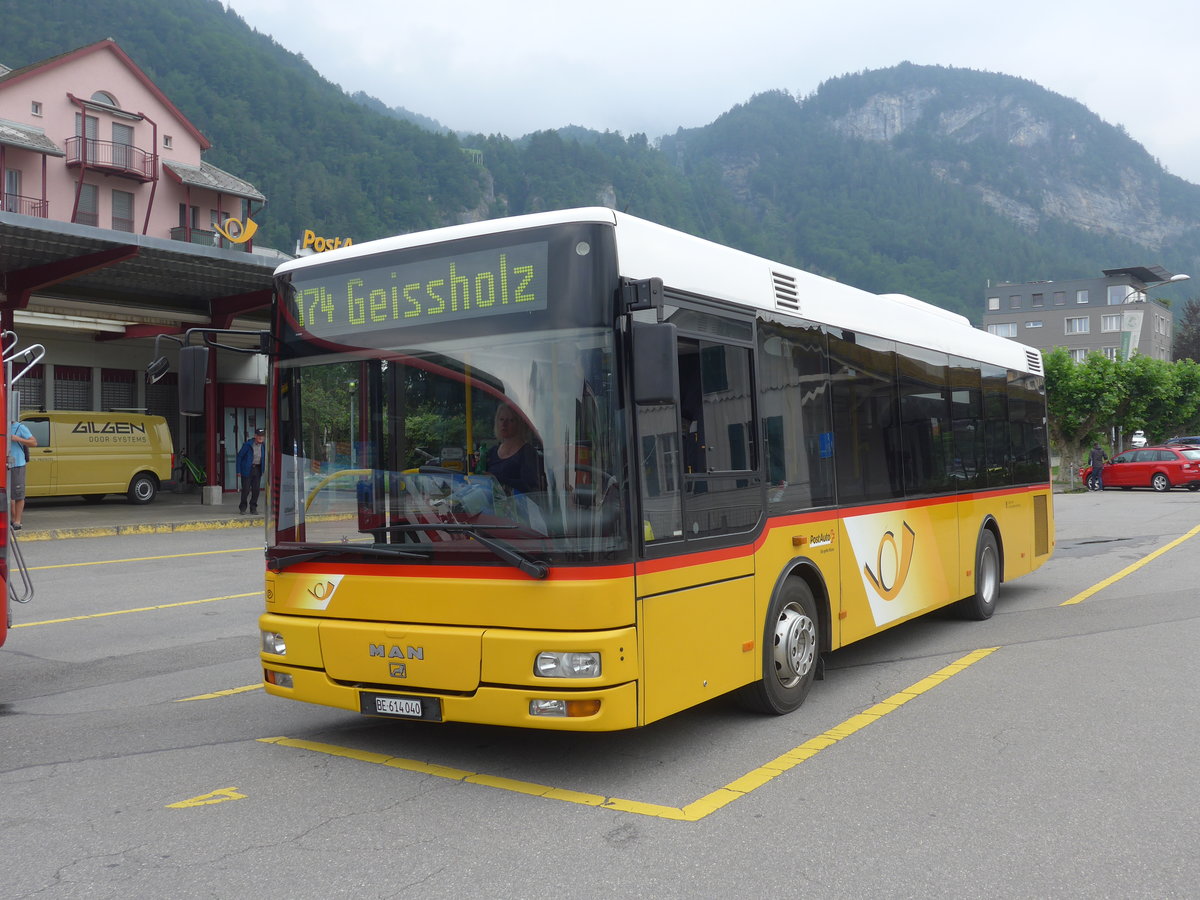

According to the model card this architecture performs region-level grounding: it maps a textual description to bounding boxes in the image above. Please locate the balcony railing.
[65,136,157,182]
[169,226,251,251]
[1,192,49,217]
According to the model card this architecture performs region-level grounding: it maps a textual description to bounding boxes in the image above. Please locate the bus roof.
[276,207,1041,375]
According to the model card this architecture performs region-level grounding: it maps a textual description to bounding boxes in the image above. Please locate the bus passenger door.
[631,314,762,725]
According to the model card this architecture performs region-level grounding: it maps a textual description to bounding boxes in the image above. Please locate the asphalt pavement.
[17,488,262,541]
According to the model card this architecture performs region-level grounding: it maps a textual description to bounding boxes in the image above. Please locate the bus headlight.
[534,651,601,678]
[261,630,287,655]
[529,699,602,717]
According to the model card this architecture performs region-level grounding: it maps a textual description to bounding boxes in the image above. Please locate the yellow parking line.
[177,684,263,702]
[12,592,262,627]
[260,646,999,821]
[1061,523,1200,606]
[29,547,261,571]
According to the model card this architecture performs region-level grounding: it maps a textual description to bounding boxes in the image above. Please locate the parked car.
[1081,444,1200,492]
[1130,430,1148,448]
[1164,435,1200,447]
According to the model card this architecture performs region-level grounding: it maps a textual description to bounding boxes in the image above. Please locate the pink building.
[0,39,264,246]
[0,40,277,500]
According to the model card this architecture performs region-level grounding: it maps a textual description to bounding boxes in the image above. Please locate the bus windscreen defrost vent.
[773,271,799,311]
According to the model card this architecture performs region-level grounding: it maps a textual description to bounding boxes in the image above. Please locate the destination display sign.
[290,240,549,340]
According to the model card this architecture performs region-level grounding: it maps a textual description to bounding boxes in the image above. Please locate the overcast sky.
[222,0,1200,184]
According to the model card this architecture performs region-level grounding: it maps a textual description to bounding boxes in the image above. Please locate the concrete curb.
[17,516,264,542]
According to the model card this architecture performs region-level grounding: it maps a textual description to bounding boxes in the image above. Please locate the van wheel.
[736,578,820,715]
[128,473,158,504]
[81,494,107,504]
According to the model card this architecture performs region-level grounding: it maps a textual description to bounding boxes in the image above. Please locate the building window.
[1031,292,1044,307]
[31,100,42,117]
[163,135,173,149]
[1053,291,1065,306]
[987,323,1017,338]
[1103,347,1119,360]
[1008,295,1021,309]
[101,368,137,409]
[16,364,44,410]
[1065,317,1090,334]
[1101,314,1122,333]
[1075,290,1088,304]
[54,365,93,410]
[987,296,1000,311]
[4,167,21,212]
[1108,285,1132,305]
[1069,349,1087,363]
[112,190,134,232]
[75,183,99,227]
[1025,321,1043,328]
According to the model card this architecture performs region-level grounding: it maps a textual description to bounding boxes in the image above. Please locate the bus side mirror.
[179,345,209,416]
[632,322,678,406]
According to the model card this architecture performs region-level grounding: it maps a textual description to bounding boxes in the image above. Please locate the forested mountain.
[3,0,1199,322]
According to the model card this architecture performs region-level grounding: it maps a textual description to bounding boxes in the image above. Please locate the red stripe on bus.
[275,484,1050,582]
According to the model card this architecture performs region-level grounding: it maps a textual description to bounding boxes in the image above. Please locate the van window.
[23,417,50,447]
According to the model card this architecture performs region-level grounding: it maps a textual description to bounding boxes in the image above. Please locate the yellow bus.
[257,208,1053,730]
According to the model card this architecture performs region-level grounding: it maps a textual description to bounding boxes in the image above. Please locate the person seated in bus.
[485,404,541,495]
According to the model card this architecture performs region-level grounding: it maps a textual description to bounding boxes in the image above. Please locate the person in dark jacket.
[237,428,265,513]
[1088,443,1108,490]
[484,405,540,494]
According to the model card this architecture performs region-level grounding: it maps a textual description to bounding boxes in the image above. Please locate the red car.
[1081,444,1200,492]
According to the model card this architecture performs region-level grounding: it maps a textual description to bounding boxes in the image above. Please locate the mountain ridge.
[2,0,1197,323]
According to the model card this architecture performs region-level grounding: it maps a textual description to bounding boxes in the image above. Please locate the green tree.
[1043,348,1121,484]
[1172,297,1200,362]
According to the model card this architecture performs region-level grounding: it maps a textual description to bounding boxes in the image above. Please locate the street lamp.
[1122,272,1190,303]
[1116,272,1190,361]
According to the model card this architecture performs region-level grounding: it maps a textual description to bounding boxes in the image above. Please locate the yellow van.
[20,412,174,504]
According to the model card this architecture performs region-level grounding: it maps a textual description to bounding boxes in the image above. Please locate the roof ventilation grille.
[773,271,799,312]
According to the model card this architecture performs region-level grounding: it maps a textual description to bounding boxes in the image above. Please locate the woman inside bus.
[485,403,541,495]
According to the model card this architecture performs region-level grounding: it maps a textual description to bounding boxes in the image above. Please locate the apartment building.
[0,40,278,497]
[982,267,1179,363]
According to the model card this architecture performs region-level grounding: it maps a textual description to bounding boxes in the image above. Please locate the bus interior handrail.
[7,531,34,605]
[6,343,46,385]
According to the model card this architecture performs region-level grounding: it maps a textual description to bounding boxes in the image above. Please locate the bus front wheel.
[737,578,820,715]
[957,529,999,620]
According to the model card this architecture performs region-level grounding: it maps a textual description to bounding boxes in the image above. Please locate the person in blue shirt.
[8,419,37,530]
[237,428,265,514]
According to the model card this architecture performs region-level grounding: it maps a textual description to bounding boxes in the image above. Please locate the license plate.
[359,692,442,721]
[377,697,422,717]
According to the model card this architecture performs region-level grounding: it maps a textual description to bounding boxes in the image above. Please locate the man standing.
[8,419,36,530]
[1088,442,1108,491]
[237,427,265,514]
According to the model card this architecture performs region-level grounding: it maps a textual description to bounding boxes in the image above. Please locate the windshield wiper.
[268,542,429,572]
[379,523,549,579]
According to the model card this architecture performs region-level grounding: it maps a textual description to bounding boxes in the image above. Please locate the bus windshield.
[271,228,628,568]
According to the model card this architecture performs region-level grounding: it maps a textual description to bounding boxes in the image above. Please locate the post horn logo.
[213,216,258,244]
[308,581,336,601]
[863,522,916,602]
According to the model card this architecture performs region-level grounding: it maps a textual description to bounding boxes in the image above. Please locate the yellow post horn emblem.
[864,522,916,601]
[213,216,258,244]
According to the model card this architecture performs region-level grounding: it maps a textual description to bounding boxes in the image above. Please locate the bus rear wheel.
[957,529,999,620]
[737,578,819,715]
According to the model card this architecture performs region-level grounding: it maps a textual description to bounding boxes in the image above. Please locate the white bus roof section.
[276,207,1040,375]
